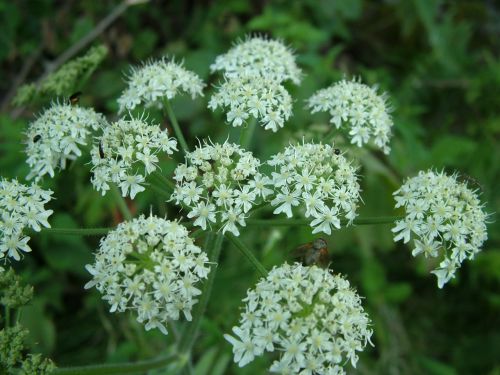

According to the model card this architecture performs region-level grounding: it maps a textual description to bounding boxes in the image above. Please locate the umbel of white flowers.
[209,36,300,132]
[268,142,361,235]
[0,178,53,265]
[170,140,271,236]
[25,102,107,181]
[90,116,177,199]
[392,170,488,288]
[307,78,394,154]
[85,215,210,335]
[208,74,293,132]
[210,35,302,84]
[224,263,373,374]
[117,58,205,113]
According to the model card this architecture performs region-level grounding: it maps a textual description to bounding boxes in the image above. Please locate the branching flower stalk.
[4,32,489,375]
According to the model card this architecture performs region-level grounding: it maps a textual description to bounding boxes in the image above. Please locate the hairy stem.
[164,98,189,155]
[240,117,257,150]
[111,184,132,220]
[246,216,404,227]
[42,227,112,236]
[225,233,268,277]
[153,170,176,192]
[52,353,175,375]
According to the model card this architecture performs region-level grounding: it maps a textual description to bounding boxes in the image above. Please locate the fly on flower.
[291,238,329,268]
[69,91,82,105]
[98,141,105,159]
[33,134,41,143]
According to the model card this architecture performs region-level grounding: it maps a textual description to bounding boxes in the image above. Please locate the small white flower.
[90,116,177,198]
[268,142,361,234]
[25,102,107,181]
[187,201,216,230]
[393,170,489,288]
[0,178,53,265]
[307,78,393,154]
[210,36,302,84]
[85,214,210,335]
[225,263,372,373]
[209,75,292,132]
[118,58,205,113]
[170,140,267,235]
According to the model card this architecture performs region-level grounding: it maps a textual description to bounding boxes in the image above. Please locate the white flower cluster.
[208,75,292,132]
[84,214,210,335]
[25,102,107,181]
[170,140,270,236]
[225,263,372,374]
[307,79,393,154]
[0,178,53,264]
[268,142,361,235]
[90,117,177,198]
[209,36,300,132]
[392,170,488,288]
[210,36,302,84]
[118,58,205,113]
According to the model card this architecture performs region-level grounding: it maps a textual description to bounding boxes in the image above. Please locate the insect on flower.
[69,91,82,105]
[33,134,42,143]
[334,148,341,155]
[99,141,105,158]
[291,238,329,268]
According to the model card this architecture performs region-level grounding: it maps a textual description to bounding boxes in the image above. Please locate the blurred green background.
[1,1,499,374]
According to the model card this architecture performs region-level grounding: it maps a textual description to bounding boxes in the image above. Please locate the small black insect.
[334,148,341,155]
[99,142,105,158]
[69,91,82,105]
[33,134,42,143]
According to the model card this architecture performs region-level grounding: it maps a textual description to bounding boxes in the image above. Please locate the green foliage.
[0,1,499,374]
[13,45,108,106]
[0,270,56,374]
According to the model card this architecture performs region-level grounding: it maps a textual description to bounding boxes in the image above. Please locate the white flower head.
[118,58,205,113]
[90,116,177,198]
[392,170,489,288]
[85,214,210,335]
[268,142,361,234]
[210,36,302,84]
[224,263,373,373]
[25,102,107,181]
[170,140,270,236]
[0,178,53,264]
[208,75,292,132]
[307,78,394,154]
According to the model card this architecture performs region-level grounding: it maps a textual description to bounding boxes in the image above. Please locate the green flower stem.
[42,227,112,236]
[153,170,176,192]
[52,353,176,375]
[246,216,404,227]
[149,183,171,198]
[178,232,224,358]
[111,184,132,220]
[225,233,268,277]
[163,98,189,155]
[240,117,257,149]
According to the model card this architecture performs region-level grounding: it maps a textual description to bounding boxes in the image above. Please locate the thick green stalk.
[164,98,189,155]
[240,117,257,149]
[42,227,112,236]
[111,184,132,220]
[52,353,176,375]
[178,233,223,358]
[225,233,268,277]
[246,216,404,227]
